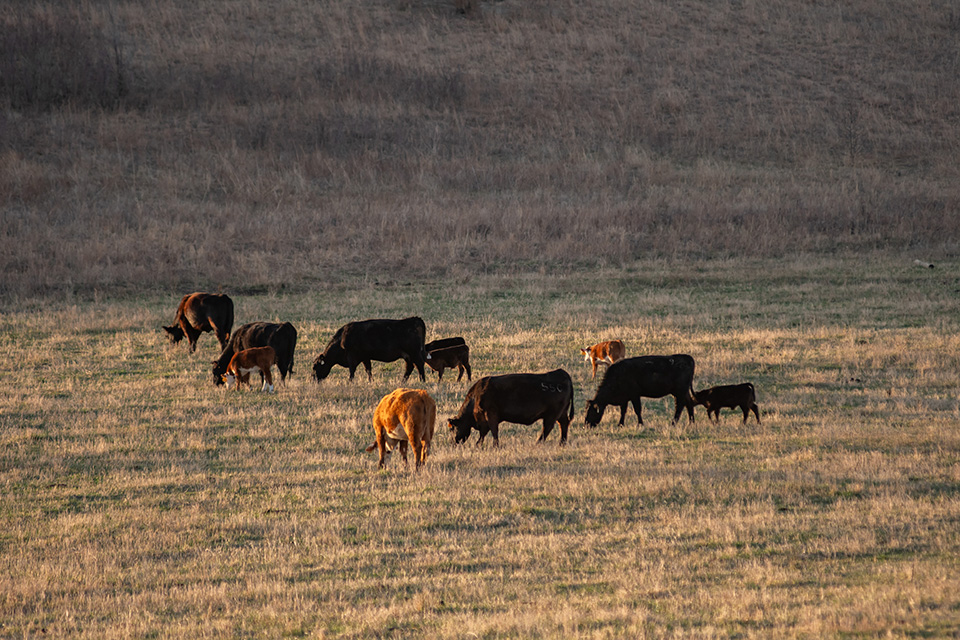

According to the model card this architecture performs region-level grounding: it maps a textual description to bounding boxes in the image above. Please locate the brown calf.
[365,388,437,470]
[694,383,760,424]
[580,339,626,379]
[426,344,472,382]
[222,346,277,393]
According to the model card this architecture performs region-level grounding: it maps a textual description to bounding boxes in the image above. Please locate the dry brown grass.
[1,256,959,637]
[2,0,959,297]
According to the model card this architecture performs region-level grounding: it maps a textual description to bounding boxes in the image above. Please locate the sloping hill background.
[2,0,958,296]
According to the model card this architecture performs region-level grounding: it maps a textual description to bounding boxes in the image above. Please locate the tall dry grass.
[1,0,959,297]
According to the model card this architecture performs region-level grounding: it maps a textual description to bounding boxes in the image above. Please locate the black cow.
[163,292,234,353]
[212,322,297,386]
[312,317,428,382]
[426,336,472,382]
[425,337,466,352]
[694,383,761,424]
[584,354,696,428]
[448,369,574,446]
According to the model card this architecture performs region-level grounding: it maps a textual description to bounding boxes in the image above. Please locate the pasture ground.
[1,255,959,638]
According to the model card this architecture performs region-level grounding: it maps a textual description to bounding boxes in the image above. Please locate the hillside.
[2,0,959,296]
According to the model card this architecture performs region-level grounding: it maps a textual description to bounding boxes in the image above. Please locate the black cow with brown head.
[584,354,696,428]
[448,369,574,446]
[312,317,428,382]
[163,292,234,353]
[212,321,297,386]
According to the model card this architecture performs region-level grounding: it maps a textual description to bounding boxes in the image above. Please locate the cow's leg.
[402,358,414,381]
[558,412,570,445]
[617,403,629,426]
[751,404,761,424]
[631,400,643,426]
[415,359,426,383]
[538,418,555,443]
[375,429,388,469]
[490,421,500,448]
[437,367,444,382]
[475,427,487,448]
[363,361,374,381]
[455,365,464,382]
[463,362,472,381]
[672,396,685,424]
[183,323,201,353]
[262,367,274,393]
[398,441,409,467]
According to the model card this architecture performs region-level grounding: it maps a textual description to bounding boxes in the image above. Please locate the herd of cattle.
[163,292,761,470]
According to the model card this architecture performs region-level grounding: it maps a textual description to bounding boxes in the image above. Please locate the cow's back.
[376,388,437,442]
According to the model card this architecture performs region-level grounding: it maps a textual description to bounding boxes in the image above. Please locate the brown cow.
[694,383,761,424]
[580,339,626,379]
[365,388,437,470]
[163,292,234,353]
[222,346,277,393]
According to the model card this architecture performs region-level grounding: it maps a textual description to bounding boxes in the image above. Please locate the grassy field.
[3,1,960,636]
[2,256,959,638]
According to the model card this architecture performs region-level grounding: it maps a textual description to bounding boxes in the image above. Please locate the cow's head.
[163,325,185,344]
[448,416,474,444]
[211,360,228,386]
[312,355,333,381]
[584,400,605,428]
[222,373,237,389]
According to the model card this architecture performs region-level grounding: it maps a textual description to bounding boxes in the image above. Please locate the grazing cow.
[580,339,626,379]
[365,388,437,470]
[694,383,761,424]
[312,317,428,382]
[212,322,297,386]
[426,342,472,382]
[448,369,574,446]
[584,354,696,428]
[222,346,277,393]
[163,292,234,353]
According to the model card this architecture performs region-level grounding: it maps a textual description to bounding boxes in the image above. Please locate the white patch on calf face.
[223,373,237,389]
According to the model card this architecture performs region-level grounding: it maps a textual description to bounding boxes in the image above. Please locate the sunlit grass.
[1,257,958,637]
